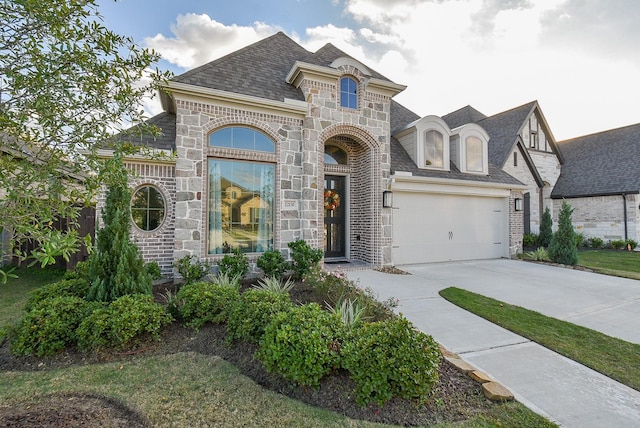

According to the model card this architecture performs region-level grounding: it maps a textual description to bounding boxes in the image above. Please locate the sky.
[98,0,640,141]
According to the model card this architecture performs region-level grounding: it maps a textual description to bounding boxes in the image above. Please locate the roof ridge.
[559,122,640,143]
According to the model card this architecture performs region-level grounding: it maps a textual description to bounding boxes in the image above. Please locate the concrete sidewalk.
[347,259,640,428]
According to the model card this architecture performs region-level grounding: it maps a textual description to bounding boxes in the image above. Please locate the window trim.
[339,76,358,109]
[131,184,167,233]
[424,129,445,169]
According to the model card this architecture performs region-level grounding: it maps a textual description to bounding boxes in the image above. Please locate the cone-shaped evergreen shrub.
[548,201,578,265]
[538,207,553,247]
[87,153,151,302]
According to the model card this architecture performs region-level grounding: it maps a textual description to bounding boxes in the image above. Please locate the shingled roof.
[172,32,310,103]
[300,43,392,81]
[552,123,640,198]
[442,105,487,129]
[114,112,176,151]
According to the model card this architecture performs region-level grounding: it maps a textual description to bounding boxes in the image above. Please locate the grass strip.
[439,287,640,392]
[578,250,640,280]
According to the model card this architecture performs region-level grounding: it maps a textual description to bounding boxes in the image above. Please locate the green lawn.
[578,250,640,280]
[440,287,640,392]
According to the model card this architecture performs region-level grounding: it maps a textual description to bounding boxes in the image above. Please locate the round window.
[131,185,165,231]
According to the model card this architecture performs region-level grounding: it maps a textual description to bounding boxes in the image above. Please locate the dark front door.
[324,175,346,258]
[523,192,531,234]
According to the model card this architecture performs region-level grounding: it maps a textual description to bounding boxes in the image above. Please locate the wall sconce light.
[514,198,523,211]
[383,190,393,208]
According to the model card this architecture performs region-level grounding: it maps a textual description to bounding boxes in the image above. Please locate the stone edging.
[440,345,514,402]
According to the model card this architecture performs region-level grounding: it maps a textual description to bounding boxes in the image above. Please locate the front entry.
[324,175,346,258]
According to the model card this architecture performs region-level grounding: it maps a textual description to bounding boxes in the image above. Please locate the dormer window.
[465,136,483,172]
[340,76,358,109]
[425,130,444,168]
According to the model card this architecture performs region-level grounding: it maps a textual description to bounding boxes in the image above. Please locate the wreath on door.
[324,190,341,211]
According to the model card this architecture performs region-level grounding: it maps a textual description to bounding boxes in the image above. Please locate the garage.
[392,189,509,265]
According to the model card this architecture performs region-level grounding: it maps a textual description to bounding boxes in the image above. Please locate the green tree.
[86,153,151,302]
[538,207,553,247]
[548,201,578,265]
[0,0,170,279]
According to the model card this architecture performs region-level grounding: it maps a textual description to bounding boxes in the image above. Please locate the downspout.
[622,194,628,241]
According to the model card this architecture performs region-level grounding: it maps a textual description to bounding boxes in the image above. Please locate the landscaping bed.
[0,279,499,427]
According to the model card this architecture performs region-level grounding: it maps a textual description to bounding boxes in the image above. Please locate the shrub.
[575,232,586,248]
[538,207,553,247]
[257,303,344,386]
[218,248,249,280]
[288,239,323,279]
[610,239,626,250]
[256,250,289,279]
[525,247,550,262]
[253,276,295,294]
[77,294,172,351]
[174,281,240,330]
[341,317,441,406]
[210,272,241,288]
[626,239,638,250]
[11,296,102,356]
[63,260,90,280]
[24,278,90,312]
[174,255,210,285]
[227,289,293,343]
[589,237,604,249]
[326,297,365,328]
[522,233,538,248]
[145,261,163,280]
[87,153,152,302]
[548,201,578,265]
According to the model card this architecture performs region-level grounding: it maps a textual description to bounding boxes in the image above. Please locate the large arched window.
[131,185,166,232]
[465,136,483,172]
[208,126,275,254]
[340,77,358,109]
[424,130,444,168]
[324,145,348,165]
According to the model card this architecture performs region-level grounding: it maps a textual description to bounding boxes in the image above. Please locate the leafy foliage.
[326,297,365,328]
[525,247,550,262]
[253,276,295,294]
[24,278,89,312]
[77,294,172,351]
[288,239,323,279]
[218,248,249,280]
[548,201,578,265]
[588,237,604,249]
[173,281,240,330]
[538,207,553,248]
[522,233,538,248]
[257,303,344,387]
[173,255,210,285]
[226,289,293,343]
[341,317,441,406]
[610,239,626,250]
[145,261,163,280]
[86,153,152,302]
[0,0,169,266]
[626,239,638,250]
[256,250,289,279]
[10,296,102,356]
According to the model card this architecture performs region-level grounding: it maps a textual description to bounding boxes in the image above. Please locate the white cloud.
[144,14,281,69]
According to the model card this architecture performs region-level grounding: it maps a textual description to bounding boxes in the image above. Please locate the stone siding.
[509,190,524,256]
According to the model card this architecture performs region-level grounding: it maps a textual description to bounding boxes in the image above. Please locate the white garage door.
[392,192,508,265]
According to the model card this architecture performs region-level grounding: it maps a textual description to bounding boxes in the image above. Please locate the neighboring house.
[112,32,546,274]
[552,123,640,243]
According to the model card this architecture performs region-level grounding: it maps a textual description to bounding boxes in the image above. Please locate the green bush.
[538,207,553,247]
[63,260,90,280]
[77,294,172,351]
[253,276,295,293]
[174,281,240,330]
[288,239,323,279]
[145,261,163,280]
[174,255,211,285]
[11,296,102,356]
[218,248,249,280]
[227,290,293,343]
[257,303,344,386]
[549,201,578,265]
[24,278,90,312]
[589,237,604,249]
[341,317,441,406]
[525,247,550,261]
[257,250,289,279]
[575,232,586,248]
[522,233,539,248]
[626,239,638,250]
[611,239,626,250]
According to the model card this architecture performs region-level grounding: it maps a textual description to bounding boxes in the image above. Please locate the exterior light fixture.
[514,198,523,211]
[383,190,393,208]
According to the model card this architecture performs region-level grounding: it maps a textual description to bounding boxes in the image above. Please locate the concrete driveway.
[347,259,640,428]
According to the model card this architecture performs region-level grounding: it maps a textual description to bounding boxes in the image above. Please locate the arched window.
[131,185,166,232]
[324,145,348,165]
[466,136,483,172]
[340,77,358,109]
[424,130,444,168]
[207,126,275,254]
[209,126,274,153]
